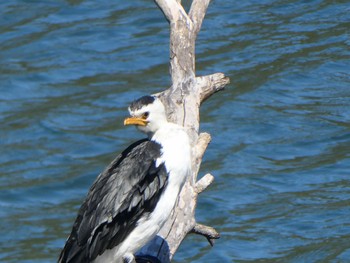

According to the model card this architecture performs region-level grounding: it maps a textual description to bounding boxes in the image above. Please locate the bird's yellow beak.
[124,117,148,126]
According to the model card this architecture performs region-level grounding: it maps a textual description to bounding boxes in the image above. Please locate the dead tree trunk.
[137,0,230,262]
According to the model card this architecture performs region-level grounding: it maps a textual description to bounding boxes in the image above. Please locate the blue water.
[1,0,350,262]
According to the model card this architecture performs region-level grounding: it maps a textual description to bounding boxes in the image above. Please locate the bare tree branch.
[154,0,188,23]
[197,73,231,104]
[195,132,212,160]
[191,223,220,246]
[154,0,195,87]
[193,132,211,182]
[195,173,214,194]
[137,1,229,262]
[189,0,211,36]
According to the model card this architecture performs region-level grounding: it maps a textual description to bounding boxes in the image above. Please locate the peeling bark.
[137,0,230,261]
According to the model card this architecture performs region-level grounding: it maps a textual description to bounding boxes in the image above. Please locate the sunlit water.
[1,0,350,262]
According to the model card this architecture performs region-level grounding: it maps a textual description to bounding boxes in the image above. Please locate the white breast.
[153,122,192,187]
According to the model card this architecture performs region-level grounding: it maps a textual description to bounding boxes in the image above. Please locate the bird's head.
[124,95,168,137]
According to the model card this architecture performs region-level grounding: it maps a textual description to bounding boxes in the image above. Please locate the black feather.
[58,139,168,263]
[129,96,155,111]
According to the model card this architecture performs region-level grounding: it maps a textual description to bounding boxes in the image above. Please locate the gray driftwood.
[137,0,230,262]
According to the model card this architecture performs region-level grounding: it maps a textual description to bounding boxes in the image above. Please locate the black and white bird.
[59,95,191,263]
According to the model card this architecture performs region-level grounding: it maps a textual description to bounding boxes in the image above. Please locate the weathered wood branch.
[137,0,230,262]
[195,173,214,194]
[155,0,189,24]
[191,223,220,246]
[197,73,230,104]
[189,0,210,35]
[193,132,211,182]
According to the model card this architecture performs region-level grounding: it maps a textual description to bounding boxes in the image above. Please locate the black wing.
[58,139,168,263]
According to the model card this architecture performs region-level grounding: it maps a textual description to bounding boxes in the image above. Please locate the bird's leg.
[123,253,136,263]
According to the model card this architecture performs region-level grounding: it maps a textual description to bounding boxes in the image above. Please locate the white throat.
[151,122,191,183]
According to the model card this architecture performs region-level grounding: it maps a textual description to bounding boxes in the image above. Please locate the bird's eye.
[142,112,149,119]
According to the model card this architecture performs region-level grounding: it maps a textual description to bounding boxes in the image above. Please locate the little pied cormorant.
[58,95,191,263]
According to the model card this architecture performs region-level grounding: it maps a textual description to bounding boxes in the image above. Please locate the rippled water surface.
[1,0,350,262]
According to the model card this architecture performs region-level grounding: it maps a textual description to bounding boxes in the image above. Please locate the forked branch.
[155,0,189,24]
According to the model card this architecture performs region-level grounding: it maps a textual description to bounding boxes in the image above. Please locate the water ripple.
[1,0,350,262]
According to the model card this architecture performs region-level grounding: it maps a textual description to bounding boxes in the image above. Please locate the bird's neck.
[150,122,179,143]
[146,120,170,140]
